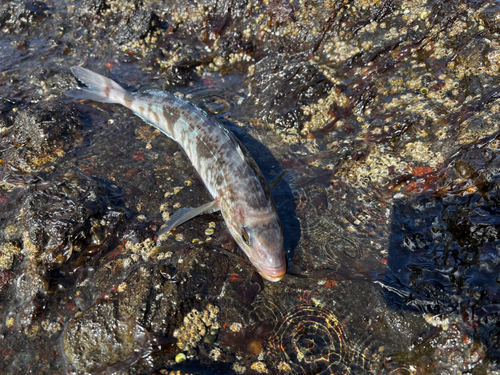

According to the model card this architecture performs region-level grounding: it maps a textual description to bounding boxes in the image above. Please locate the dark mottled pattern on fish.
[129,95,271,211]
[68,67,286,281]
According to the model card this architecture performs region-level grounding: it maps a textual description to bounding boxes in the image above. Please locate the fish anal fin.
[157,199,220,235]
[135,113,174,140]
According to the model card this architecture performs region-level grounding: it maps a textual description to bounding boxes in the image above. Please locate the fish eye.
[241,228,251,246]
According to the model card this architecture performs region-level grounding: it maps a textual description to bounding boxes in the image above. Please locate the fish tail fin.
[67,66,134,106]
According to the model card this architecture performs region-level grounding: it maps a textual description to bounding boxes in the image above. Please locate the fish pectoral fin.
[269,170,287,191]
[157,199,220,235]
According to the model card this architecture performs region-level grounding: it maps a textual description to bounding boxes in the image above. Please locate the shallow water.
[1,0,500,374]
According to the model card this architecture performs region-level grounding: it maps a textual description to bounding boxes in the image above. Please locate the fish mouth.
[254,262,286,282]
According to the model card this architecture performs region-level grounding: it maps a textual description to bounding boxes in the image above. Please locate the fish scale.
[67,66,287,281]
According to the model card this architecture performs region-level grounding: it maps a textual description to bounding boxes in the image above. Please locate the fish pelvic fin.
[157,199,220,236]
[67,66,134,106]
[269,170,287,191]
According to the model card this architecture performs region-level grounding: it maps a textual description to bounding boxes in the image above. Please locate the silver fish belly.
[68,66,286,281]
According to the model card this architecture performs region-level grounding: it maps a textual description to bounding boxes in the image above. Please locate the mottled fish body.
[68,66,286,281]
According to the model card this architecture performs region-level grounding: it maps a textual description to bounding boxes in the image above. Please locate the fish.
[67,66,287,281]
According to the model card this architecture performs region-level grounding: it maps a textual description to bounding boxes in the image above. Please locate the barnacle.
[125,238,158,261]
[173,304,220,351]
[175,353,186,363]
[0,242,21,271]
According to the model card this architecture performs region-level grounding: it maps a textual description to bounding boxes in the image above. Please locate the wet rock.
[2,104,82,173]
[22,174,115,270]
[386,191,500,367]
[81,0,108,15]
[9,172,124,327]
[13,267,49,326]
[246,54,332,130]
[205,251,230,297]
[0,114,9,131]
[0,270,14,292]
[63,246,227,372]
[266,0,298,28]
[159,45,204,88]
[18,293,46,327]
[0,100,15,128]
[63,298,154,374]
[111,10,159,45]
[236,272,264,304]
[460,115,500,143]
[481,3,500,33]
[144,247,227,336]
[0,160,43,187]
[0,1,48,32]
[455,149,486,180]
[456,40,490,73]
[222,320,273,355]
[215,32,254,60]
[4,0,500,372]
[44,72,80,96]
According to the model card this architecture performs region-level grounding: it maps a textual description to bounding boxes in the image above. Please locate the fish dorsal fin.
[226,132,274,199]
[142,89,178,100]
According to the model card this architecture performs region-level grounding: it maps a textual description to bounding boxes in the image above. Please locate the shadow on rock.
[380,169,500,370]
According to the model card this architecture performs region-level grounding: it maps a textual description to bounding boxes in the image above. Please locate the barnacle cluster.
[173,304,220,351]
[0,242,21,271]
[338,144,409,188]
[125,238,171,262]
[250,361,269,373]
[401,141,445,169]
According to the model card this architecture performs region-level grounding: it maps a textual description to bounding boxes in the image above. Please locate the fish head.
[222,199,287,282]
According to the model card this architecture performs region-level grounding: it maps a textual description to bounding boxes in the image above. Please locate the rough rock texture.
[247,53,333,130]
[22,174,119,269]
[63,248,227,373]
[0,1,47,31]
[63,298,154,374]
[1,104,82,172]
